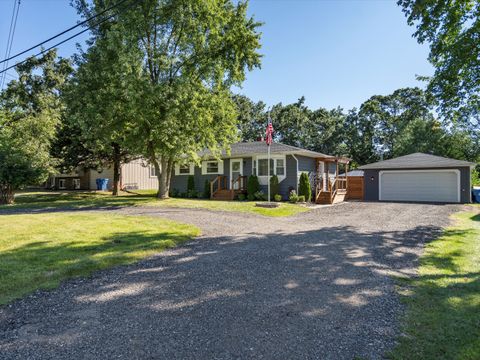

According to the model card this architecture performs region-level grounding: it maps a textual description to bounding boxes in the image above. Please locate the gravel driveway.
[0,202,459,359]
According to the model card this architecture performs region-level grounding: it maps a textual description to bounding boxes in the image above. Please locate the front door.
[230,159,243,190]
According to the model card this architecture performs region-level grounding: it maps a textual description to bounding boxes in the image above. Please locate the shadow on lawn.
[0,191,156,215]
[0,221,455,359]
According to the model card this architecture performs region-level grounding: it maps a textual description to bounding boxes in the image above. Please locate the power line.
[0,0,130,66]
[0,0,143,77]
[0,0,21,88]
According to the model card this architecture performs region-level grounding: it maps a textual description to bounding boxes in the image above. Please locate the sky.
[0,0,433,110]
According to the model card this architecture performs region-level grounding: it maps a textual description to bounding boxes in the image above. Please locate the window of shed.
[179,164,191,174]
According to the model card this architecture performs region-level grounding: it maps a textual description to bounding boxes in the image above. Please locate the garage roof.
[358,153,476,170]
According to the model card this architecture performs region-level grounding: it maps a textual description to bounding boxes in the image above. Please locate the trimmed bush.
[187,189,197,198]
[298,195,305,202]
[247,194,255,201]
[298,172,312,202]
[289,190,299,203]
[237,193,246,201]
[247,175,260,197]
[187,175,195,193]
[196,192,204,199]
[204,179,211,199]
[254,191,266,201]
[274,194,282,202]
[269,175,279,201]
[169,188,180,198]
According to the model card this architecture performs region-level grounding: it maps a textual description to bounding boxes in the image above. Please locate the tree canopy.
[398,0,480,129]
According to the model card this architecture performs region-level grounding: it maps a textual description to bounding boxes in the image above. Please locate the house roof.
[199,141,335,159]
[358,153,476,170]
[339,170,364,177]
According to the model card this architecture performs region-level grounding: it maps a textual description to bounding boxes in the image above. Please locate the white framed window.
[201,160,224,175]
[150,165,157,177]
[174,163,194,176]
[73,178,81,189]
[252,155,286,185]
[58,179,66,189]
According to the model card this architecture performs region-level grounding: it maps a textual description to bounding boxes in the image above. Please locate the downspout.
[291,154,299,194]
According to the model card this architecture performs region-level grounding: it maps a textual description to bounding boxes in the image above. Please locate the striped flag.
[265,121,274,146]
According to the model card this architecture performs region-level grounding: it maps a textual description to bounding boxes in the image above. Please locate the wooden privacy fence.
[347,176,364,200]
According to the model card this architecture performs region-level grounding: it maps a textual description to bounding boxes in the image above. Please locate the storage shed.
[358,153,476,204]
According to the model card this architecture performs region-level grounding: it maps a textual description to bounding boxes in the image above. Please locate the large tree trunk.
[0,185,14,205]
[112,143,121,196]
[157,157,171,199]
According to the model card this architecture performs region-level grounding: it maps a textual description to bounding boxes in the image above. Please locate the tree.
[398,0,480,129]
[298,172,312,202]
[0,50,72,204]
[233,94,267,141]
[64,5,141,195]
[269,174,279,200]
[75,0,262,199]
[344,108,378,167]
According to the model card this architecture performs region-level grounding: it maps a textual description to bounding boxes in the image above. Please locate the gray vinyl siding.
[170,154,322,200]
[364,166,471,203]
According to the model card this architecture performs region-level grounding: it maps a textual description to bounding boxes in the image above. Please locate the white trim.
[201,160,224,175]
[58,179,66,189]
[229,158,243,190]
[379,169,461,203]
[174,163,194,176]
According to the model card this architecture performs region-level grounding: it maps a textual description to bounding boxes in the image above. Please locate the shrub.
[274,194,282,202]
[180,192,187,198]
[196,192,204,199]
[169,188,180,198]
[204,179,211,198]
[247,194,255,201]
[247,175,260,197]
[472,168,480,186]
[187,189,197,198]
[289,190,299,203]
[269,175,279,201]
[298,195,305,202]
[298,172,312,202]
[254,191,266,201]
[187,175,195,193]
[238,193,246,201]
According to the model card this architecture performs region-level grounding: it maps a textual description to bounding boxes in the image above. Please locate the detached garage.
[359,153,476,204]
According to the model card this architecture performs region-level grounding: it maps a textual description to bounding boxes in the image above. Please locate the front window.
[257,159,274,176]
[276,159,285,176]
[58,179,66,189]
[206,161,219,174]
[179,164,191,174]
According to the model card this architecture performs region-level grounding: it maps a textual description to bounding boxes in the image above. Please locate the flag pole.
[267,110,271,202]
[268,136,271,202]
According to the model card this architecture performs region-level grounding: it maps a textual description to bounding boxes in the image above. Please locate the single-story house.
[170,141,350,201]
[48,141,352,203]
[359,153,476,203]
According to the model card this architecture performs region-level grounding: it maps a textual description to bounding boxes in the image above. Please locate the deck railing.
[210,175,228,198]
[231,175,247,192]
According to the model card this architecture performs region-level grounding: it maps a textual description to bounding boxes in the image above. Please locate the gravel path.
[0,202,459,359]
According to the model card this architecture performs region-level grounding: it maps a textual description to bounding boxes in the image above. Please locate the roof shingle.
[358,153,476,170]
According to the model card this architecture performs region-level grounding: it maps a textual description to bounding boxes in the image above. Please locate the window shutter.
[218,160,224,174]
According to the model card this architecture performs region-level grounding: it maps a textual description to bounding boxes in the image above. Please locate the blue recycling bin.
[472,189,480,203]
[95,178,109,191]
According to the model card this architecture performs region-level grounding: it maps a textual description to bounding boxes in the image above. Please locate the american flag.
[265,121,274,146]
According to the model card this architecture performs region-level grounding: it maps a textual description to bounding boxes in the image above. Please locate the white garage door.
[379,170,460,203]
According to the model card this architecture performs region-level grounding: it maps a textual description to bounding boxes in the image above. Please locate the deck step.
[211,189,234,201]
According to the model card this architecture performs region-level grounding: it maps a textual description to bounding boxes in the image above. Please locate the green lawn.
[391,205,480,359]
[0,212,200,305]
[10,191,309,217]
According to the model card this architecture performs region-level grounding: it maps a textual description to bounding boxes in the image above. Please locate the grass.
[391,205,480,360]
[10,190,309,217]
[0,212,200,305]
